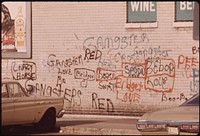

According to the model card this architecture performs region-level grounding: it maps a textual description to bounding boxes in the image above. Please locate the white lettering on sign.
[131,2,155,12]
[180,2,194,10]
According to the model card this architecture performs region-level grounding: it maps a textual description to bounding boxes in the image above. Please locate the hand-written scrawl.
[11,61,37,80]
[96,68,122,81]
[83,33,149,54]
[74,68,95,88]
[145,58,175,92]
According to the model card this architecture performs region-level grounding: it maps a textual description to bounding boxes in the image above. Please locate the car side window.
[1,84,9,98]
[7,83,26,98]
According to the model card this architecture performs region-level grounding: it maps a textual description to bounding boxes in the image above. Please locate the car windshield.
[181,93,199,106]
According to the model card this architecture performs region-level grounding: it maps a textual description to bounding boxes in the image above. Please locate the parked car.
[136,93,199,135]
[1,79,65,132]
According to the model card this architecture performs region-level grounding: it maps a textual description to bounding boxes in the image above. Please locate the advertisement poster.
[1,2,31,58]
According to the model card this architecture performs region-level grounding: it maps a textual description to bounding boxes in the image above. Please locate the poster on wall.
[1,2,32,59]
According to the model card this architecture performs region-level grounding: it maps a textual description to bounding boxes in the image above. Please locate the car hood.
[140,106,199,122]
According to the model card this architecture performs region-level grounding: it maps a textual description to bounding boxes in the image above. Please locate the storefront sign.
[175,1,194,21]
[127,1,157,23]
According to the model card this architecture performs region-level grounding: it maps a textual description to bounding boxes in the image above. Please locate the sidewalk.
[58,114,141,135]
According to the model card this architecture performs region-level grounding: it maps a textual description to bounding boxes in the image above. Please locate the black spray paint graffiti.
[83,33,149,54]
[192,46,199,54]
[25,80,82,106]
[123,63,145,78]
[46,54,83,68]
[11,61,37,80]
[161,93,188,102]
[92,93,114,112]
[43,54,83,76]
[84,48,102,62]
[190,68,199,94]
[96,68,122,81]
[64,88,82,106]
[98,81,116,92]
[74,68,95,88]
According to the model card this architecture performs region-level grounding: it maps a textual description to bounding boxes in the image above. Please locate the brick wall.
[2,2,199,116]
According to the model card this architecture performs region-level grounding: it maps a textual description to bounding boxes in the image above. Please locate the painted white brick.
[2,2,199,115]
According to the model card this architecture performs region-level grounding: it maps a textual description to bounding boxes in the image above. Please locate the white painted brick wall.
[2,2,199,115]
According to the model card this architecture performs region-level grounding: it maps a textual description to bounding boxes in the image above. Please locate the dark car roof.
[181,93,199,106]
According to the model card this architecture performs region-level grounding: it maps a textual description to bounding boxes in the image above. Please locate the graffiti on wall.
[83,33,149,54]
[11,61,37,80]
[161,93,188,102]
[145,58,175,92]
[74,68,95,88]
[177,55,199,78]
[92,93,114,112]
[8,31,199,114]
[192,46,199,54]
[109,46,172,64]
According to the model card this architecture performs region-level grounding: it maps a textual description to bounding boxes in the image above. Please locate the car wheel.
[36,109,56,132]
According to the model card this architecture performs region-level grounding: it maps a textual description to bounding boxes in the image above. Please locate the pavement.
[58,114,142,135]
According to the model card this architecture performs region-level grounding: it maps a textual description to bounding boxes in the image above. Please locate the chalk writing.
[98,58,117,70]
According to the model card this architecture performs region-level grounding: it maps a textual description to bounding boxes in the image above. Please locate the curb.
[62,114,141,120]
[60,126,141,135]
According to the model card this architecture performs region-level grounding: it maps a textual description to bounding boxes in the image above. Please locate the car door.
[8,83,36,124]
[1,83,14,125]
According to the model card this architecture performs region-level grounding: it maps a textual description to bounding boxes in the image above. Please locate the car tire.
[36,109,56,132]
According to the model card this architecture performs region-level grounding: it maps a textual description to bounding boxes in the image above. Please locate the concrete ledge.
[62,114,141,120]
[60,126,141,135]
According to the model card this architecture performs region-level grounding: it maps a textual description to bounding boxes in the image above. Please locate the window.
[7,83,26,97]
[173,1,194,27]
[2,84,9,98]
[126,1,158,28]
